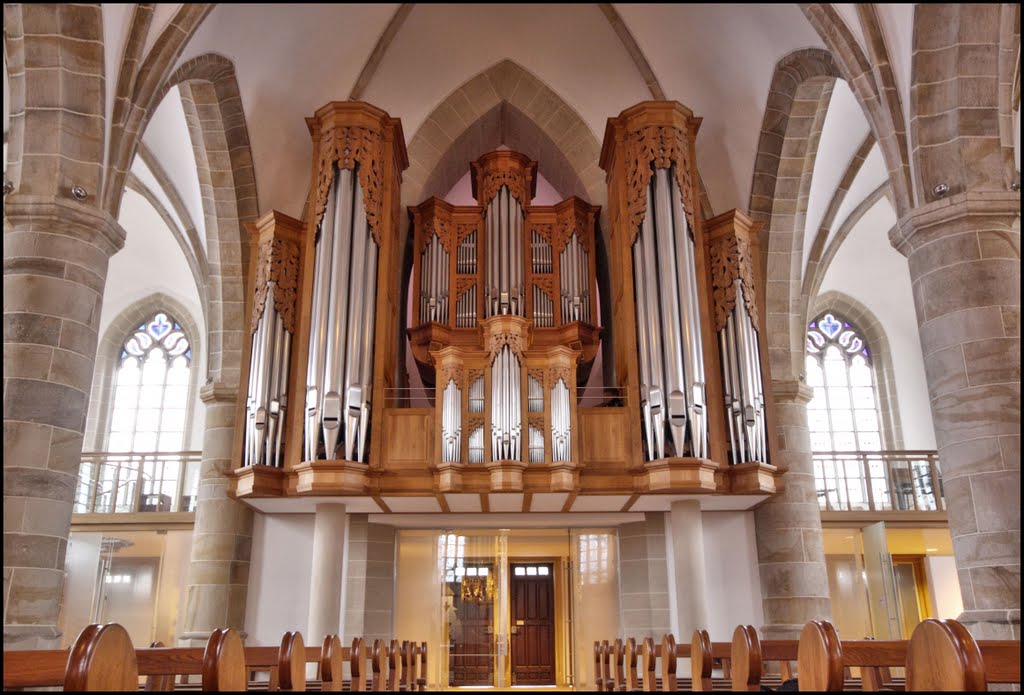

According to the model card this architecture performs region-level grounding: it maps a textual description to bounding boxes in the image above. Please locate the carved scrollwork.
[528,413,546,431]
[553,209,593,254]
[418,208,455,255]
[547,364,573,387]
[479,169,530,209]
[456,224,478,245]
[438,365,464,386]
[487,331,527,358]
[314,126,385,246]
[531,223,554,246]
[467,368,484,385]
[709,232,759,333]
[625,125,697,244]
[528,368,545,385]
[466,415,484,432]
[252,237,301,334]
[456,276,477,297]
[532,276,554,296]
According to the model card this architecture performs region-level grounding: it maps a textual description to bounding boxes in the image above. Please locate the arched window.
[107,312,192,453]
[805,312,881,452]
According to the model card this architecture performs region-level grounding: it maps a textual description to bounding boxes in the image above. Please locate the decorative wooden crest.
[487,331,527,358]
[530,223,554,246]
[528,368,545,385]
[472,151,537,209]
[455,223,478,246]
[455,276,477,297]
[313,126,385,245]
[706,210,760,333]
[438,365,464,386]
[467,368,485,385]
[252,237,300,334]
[419,206,455,254]
[553,201,595,254]
[548,364,574,386]
[466,415,484,432]
[528,413,546,431]
[532,276,554,296]
[624,125,697,244]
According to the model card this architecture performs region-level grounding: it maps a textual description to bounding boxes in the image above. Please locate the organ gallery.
[233,100,778,503]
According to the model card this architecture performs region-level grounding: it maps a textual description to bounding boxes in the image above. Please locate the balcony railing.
[74,451,202,514]
[814,450,943,513]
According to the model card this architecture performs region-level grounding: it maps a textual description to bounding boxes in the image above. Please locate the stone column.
[343,515,396,642]
[665,501,709,638]
[3,196,124,649]
[180,384,254,643]
[892,192,1020,639]
[753,379,832,640]
[617,513,672,640]
[308,504,349,642]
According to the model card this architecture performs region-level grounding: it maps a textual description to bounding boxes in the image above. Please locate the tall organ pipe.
[485,186,524,317]
[719,281,767,464]
[442,379,462,463]
[490,345,522,460]
[304,167,378,464]
[632,167,707,461]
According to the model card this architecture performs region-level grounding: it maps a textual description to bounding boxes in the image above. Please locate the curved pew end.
[202,627,247,692]
[798,620,844,692]
[612,638,625,691]
[730,625,762,692]
[64,623,139,692]
[641,638,656,692]
[624,637,639,692]
[388,638,401,691]
[400,640,413,691]
[144,641,175,692]
[371,639,386,691]
[906,619,986,692]
[593,641,604,691]
[278,631,306,691]
[417,642,428,692]
[319,635,344,691]
[600,639,612,691]
[691,630,713,692]
[660,634,678,692]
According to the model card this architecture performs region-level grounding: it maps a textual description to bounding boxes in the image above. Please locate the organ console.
[231,99,780,506]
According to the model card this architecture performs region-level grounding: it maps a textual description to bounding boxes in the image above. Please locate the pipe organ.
[233,99,780,507]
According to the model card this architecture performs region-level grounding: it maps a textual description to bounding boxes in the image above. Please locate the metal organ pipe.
[304,168,379,464]
[720,281,767,464]
[441,379,462,463]
[551,378,571,462]
[559,234,590,323]
[632,167,707,462]
[485,186,524,317]
[490,345,522,460]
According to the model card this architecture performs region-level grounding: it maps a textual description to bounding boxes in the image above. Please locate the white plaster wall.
[700,511,764,642]
[924,555,964,619]
[245,513,315,645]
[817,197,937,449]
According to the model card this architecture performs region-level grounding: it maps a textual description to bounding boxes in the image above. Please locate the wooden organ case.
[230,99,780,508]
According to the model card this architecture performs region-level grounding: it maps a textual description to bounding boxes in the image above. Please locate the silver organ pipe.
[468,426,484,464]
[527,375,544,412]
[485,185,525,317]
[490,345,522,460]
[533,287,554,328]
[468,375,485,413]
[245,280,291,468]
[528,425,545,463]
[456,287,477,328]
[721,282,767,463]
[531,231,552,274]
[559,234,590,323]
[441,378,462,463]
[550,378,571,462]
[458,232,477,274]
[419,235,450,324]
[304,167,379,463]
[632,166,707,461]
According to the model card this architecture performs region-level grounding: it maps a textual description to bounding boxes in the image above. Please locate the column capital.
[771,379,813,404]
[3,194,126,257]
[890,190,1021,257]
[200,381,239,404]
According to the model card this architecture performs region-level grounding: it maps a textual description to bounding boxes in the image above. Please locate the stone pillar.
[665,501,709,638]
[343,515,396,642]
[753,379,831,639]
[307,504,349,642]
[616,513,672,640]
[892,192,1020,639]
[180,384,254,643]
[3,197,124,649]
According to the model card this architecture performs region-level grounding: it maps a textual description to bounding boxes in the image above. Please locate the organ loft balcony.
[230,101,783,513]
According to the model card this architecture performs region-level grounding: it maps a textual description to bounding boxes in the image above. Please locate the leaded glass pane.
[808,409,830,432]
[831,410,853,432]
[827,387,850,410]
[852,386,875,409]
[811,432,832,451]
[855,409,878,432]
[833,431,856,450]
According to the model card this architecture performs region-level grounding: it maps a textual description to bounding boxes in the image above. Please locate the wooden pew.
[730,624,799,691]
[65,623,139,691]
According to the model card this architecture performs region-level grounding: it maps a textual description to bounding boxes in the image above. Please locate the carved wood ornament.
[548,365,574,387]
[478,169,531,210]
[252,237,300,334]
[709,232,759,333]
[313,126,385,245]
[439,365,464,386]
[625,126,697,244]
[553,208,594,254]
[486,331,527,359]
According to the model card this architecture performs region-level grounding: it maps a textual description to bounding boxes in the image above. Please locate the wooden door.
[448,565,495,686]
[510,563,556,685]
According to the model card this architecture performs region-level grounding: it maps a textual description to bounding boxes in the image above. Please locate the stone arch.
[748,47,841,382]
[403,59,605,210]
[84,292,204,452]
[808,290,905,449]
[910,4,1018,203]
[2,4,106,198]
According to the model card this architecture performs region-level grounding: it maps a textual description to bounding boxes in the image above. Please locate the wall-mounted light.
[932,183,949,198]
[71,185,88,201]
[2,180,13,196]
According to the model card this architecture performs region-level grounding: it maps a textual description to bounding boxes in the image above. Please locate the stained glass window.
[108,312,191,453]
[805,313,881,453]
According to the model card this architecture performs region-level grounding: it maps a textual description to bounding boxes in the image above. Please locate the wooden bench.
[3,625,429,692]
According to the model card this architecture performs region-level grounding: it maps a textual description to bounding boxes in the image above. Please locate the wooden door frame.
[507,556,564,686]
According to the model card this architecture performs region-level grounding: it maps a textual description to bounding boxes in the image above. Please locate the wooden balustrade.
[593,618,1020,692]
[2,625,428,692]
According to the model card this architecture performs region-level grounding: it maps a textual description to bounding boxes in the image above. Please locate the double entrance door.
[447,561,556,687]
[441,532,560,687]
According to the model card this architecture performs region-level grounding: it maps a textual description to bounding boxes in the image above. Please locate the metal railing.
[74,451,202,514]
[813,450,943,512]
